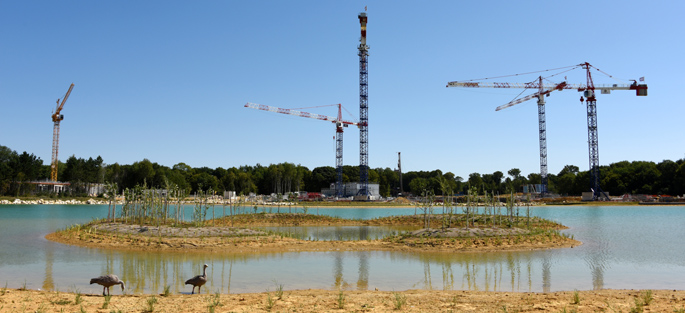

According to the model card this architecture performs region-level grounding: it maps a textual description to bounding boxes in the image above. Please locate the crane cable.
[458,65,578,82]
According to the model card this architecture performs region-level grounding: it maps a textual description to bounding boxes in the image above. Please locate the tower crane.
[357,10,370,199]
[244,102,359,198]
[50,83,74,182]
[447,62,647,200]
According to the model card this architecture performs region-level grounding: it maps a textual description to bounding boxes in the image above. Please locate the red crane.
[50,83,74,182]
[244,102,359,198]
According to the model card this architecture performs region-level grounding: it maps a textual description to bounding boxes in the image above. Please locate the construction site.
[31,10,650,202]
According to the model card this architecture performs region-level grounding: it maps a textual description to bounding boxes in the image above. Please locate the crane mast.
[50,83,74,182]
[244,102,359,198]
[446,63,647,200]
[449,77,566,195]
[358,11,370,199]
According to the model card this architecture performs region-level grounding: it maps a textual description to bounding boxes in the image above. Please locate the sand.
[1,288,684,312]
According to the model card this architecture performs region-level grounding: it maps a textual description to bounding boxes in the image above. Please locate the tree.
[306,166,336,192]
[467,173,483,193]
[409,177,429,195]
[507,168,521,180]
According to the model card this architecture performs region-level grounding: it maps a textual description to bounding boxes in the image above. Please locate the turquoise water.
[0,204,683,294]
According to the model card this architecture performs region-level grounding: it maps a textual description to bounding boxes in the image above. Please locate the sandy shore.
[1,288,683,312]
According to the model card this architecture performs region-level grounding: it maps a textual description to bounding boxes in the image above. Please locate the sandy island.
[47,213,580,253]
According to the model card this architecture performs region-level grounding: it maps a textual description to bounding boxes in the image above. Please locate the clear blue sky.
[1,1,683,180]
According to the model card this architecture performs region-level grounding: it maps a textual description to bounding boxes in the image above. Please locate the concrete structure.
[322,182,380,200]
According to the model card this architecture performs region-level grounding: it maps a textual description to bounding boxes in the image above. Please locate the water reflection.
[42,241,54,290]
[258,225,417,241]
[81,249,562,294]
[3,205,685,293]
[582,207,609,290]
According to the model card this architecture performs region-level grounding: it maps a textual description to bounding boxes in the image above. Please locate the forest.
[1,145,684,198]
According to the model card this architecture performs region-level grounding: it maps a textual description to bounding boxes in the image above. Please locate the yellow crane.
[50,83,74,182]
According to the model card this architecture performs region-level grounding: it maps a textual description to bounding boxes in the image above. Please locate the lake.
[0,204,683,294]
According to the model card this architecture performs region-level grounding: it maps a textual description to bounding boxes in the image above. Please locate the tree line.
[1,144,683,197]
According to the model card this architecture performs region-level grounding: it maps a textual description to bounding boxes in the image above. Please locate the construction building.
[321,182,380,200]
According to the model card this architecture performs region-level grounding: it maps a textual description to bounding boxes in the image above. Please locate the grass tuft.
[145,295,158,313]
[102,294,112,309]
[337,289,346,309]
[392,291,407,310]
[74,289,83,305]
[641,290,653,306]
[265,291,275,311]
[207,291,221,313]
[274,281,284,299]
[572,289,580,304]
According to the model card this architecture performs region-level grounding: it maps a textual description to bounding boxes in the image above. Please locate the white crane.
[244,102,359,198]
[447,63,647,199]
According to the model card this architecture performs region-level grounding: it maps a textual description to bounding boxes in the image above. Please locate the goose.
[185,264,209,294]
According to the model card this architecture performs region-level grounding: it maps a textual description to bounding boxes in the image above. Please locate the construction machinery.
[357,10,370,199]
[447,63,647,200]
[244,102,359,198]
[50,83,74,182]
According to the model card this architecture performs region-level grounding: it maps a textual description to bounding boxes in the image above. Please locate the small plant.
[641,290,653,306]
[673,306,685,313]
[274,281,284,299]
[207,291,222,313]
[145,295,158,312]
[392,291,407,310]
[265,291,275,311]
[163,285,171,297]
[630,296,644,313]
[74,290,83,305]
[79,305,86,313]
[19,279,27,291]
[337,289,346,309]
[102,294,112,309]
[572,289,580,304]
[1,282,7,295]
